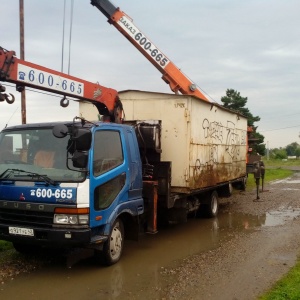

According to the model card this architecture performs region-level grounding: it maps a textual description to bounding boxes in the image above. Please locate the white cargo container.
[80,90,247,194]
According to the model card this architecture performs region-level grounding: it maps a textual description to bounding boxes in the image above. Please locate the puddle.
[1,208,300,299]
[263,208,300,227]
[224,208,300,229]
[272,179,300,184]
[271,172,300,185]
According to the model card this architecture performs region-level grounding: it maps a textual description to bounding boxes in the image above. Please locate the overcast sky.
[1,0,299,149]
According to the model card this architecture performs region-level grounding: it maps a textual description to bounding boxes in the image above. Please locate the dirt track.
[162,171,300,299]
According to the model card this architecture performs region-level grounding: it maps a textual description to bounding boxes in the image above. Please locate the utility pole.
[19,0,26,124]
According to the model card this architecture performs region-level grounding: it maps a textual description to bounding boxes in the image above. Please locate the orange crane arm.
[91,0,209,102]
[0,46,122,122]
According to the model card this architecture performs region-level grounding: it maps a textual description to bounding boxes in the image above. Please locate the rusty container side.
[188,99,247,191]
[79,90,247,193]
[118,91,190,189]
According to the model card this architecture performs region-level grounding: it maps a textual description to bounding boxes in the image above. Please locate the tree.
[270,148,287,160]
[286,142,299,156]
[254,132,266,155]
[221,89,265,155]
[221,89,260,126]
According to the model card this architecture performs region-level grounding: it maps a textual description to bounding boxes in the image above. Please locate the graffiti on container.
[191,119,246,186]
[202,118,246,160]
[193,159,204,185]
[202,119,223,143]
[193,145,218,185]
[208,144,218,165]
[225,121,240,159]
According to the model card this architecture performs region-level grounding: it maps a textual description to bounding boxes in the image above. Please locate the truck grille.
[0,208,53,228]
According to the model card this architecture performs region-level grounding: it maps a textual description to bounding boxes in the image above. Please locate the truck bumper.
[0,223,97,247]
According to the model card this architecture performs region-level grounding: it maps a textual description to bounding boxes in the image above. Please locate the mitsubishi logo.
[19,193,25,201]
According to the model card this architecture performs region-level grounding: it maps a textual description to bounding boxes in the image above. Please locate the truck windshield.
[0,127,85,183]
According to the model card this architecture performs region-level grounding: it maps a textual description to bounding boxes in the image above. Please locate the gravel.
[1,170,300,300]
[161,171,300,299]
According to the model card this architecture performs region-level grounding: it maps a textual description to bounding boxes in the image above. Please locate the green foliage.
[270,148,288,160]
[255,131,266,155]
[0,240,13,252]
[221,89,265,155]
[269,143,300,160]
[285,142,300,157]
[221,89,260,126]
[263,158,300,168]
[246,168,292,190]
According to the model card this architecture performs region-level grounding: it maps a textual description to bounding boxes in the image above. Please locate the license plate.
[9,227,34,237]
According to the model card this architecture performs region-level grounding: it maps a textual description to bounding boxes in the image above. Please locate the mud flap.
[143,181,158,234]
[167,207,187,224]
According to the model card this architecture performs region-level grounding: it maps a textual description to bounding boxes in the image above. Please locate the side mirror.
[52,124,69,138]
[72,128,92,151]
[72,150,89,169]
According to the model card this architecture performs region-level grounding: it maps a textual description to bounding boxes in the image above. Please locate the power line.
[68,0,74,75]
[2,83,74,100]
[261,124,300,132]
[61,0,66,72]
[262,112,300,120]
[61,0,74,74]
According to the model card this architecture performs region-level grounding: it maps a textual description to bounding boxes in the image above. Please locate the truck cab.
[0,120,145,265]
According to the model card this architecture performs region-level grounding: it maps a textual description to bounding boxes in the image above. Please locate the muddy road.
[1,171,300,300]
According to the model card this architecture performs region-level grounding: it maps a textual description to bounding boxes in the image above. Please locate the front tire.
[102,218,124,266]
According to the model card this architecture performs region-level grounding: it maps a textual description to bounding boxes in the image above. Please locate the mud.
[1,171,300,300]
[162,171,300,300]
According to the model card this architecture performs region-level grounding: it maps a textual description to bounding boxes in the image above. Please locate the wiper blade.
[0,168,18,179]
[0,168,57,186]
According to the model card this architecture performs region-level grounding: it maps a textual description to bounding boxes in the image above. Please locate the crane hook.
[5,93,15,104]
[0,85,15,104]
[60,96,69,108]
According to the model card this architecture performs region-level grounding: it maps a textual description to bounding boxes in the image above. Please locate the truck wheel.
[219,183,233,197]
[241,176,247,191]
[203,191,219,218]
[102,218,124,266]
[227,183,233,196]
[235,176,247,190]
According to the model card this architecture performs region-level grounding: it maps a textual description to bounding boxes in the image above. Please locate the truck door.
[89,127,142,229]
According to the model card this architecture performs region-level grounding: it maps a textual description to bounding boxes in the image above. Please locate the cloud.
[1,0,300,149]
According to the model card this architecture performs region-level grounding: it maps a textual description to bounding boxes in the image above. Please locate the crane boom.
[0,46,123,122]
[91,0,209,102]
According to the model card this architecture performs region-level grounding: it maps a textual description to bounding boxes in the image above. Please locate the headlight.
[54,214,89,225]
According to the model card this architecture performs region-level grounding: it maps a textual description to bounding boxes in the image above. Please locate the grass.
[258,158,300,299]
[247,158,299,189]
[0,240,12,252]
[259,260,300,300]
[247,167,293,190]
[263,158,300,168]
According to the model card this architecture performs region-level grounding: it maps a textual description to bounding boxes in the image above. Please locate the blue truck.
[0,93,248,266]
[0,119,158,265]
